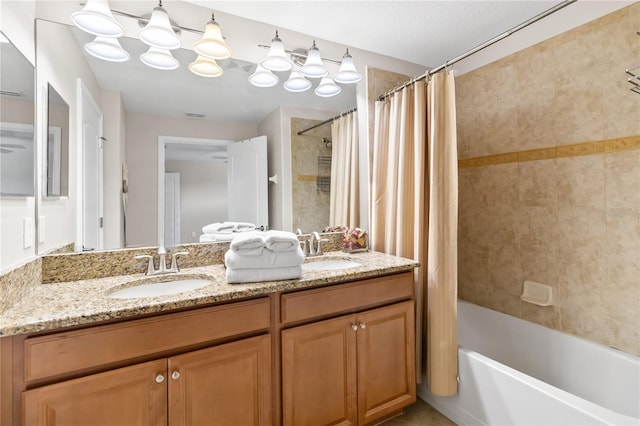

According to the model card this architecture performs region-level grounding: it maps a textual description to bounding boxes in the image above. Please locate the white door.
[164,172,181,247]
[80,83,104,251]
[227,136,268,230]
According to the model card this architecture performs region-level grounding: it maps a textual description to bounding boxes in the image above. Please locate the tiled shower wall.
[456,4,640,355]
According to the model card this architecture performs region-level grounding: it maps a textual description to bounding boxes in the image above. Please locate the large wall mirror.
[35,0,357,254]
[45,83,69,197]
[0,31,35,197]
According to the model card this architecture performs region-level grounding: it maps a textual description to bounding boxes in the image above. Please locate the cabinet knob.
[171,371,181,380]
[359,322,366,329]
[351,324,358,331]
[155,374,165,383]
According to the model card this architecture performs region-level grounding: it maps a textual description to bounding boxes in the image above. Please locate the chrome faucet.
[135,248,189,275]
[307,231,329,257]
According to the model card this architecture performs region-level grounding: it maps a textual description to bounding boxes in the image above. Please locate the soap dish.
[520,280,554,306]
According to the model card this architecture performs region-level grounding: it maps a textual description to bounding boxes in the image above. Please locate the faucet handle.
[134,254,156,275]
[170,251,189,272]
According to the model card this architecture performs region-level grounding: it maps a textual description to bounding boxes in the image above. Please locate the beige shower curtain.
[330,111,359,228]
[371,72,458,396]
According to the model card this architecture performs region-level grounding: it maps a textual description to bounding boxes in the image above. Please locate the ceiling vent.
[0,90,24,97]
[184,112,205,119]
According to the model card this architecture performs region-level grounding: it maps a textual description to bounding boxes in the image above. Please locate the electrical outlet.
[191,231,196,238]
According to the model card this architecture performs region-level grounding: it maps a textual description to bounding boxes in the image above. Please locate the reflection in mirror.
[0,31,35,197]
[45,83,69,197]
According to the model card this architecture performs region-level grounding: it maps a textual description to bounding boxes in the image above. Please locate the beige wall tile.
[605,150,640,210]
[485,287,521,318]
[521,303,560,329]
[560,306,613,348]
[518,160,558,208]
[556,155,606,209]
[610,317,640,355]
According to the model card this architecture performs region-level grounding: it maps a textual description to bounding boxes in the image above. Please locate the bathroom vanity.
[0,251,417,426]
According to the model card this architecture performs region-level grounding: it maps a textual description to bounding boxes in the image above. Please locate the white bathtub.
[420,301,640,426]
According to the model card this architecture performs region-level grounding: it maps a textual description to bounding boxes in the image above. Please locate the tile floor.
[380,399,456,426]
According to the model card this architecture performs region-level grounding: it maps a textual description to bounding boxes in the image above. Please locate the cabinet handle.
[155,374,165,383]
[351,324,358,331]
[359,322,366,330]
[171,371,181,380]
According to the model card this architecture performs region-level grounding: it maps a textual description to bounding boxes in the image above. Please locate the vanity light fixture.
[283,71,312,93]
[188,55,223,78]
[249,64,279,88]
[84,36,130,62]
[300,41,329,78]
[193,13,231,60]
[334,49,362,84]
[261,30,292,72]
[138,1,181,50]
[315,77,342,97]
[71,0,124,38]
[140,47,179,70]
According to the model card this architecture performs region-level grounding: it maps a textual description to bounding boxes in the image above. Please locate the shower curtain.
[371,72,458,396]
[330,111,359,228]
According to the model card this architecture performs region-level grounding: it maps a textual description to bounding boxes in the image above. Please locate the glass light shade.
[84,36,129,62]
[261,32,292,72]
[138,5,181,50]
[315,77,342,97]
[193,15,231,59]
[283,71,311,92]
[189,55,223,77]
[249,64,279,88]
[334,50,362,84]
[300,42,328,78]
[140,47,179,70]
[71,0,124,37]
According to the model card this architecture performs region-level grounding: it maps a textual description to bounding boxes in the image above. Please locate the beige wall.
[456,4,640,355]
[125,112,257,247]
[290,117,332,233]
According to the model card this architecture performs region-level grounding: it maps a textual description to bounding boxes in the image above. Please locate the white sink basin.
[302,259,362,271]
[109,278,213,299]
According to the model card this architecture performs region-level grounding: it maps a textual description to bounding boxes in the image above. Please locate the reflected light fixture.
[334,49,362,84]
[314,77,341,97]
[283,71,311,93]
[261,30,292,72]
[140,47,179,70]
[71,0,124,37]
[193,13,231,59]
[300,41,328,78]
[84,36,130,62]
[249,64,279,87]
[189,55,223,77]
[138,1,181,50]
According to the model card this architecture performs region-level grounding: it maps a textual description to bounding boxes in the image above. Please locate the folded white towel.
[235,222,257,232]
[264,230,300,252]
[230,232,265,254]
[202,222,235,234]
[225,246,304,269]
[199,233,235,243]
[226,265,302,284]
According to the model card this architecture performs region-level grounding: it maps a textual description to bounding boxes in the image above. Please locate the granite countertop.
[0,251,417,336]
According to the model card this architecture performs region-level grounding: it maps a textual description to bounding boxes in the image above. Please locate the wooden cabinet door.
[282,315,357,426]
[168,334,272,426]
[356,301,416,425]
[22,359,167,426]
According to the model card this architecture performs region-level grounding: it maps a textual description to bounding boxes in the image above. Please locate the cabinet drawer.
[24,298,270,382]
[281,272,413,324]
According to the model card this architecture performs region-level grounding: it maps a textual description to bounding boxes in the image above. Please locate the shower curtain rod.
[297,107,357,135]
[377,0,577,101]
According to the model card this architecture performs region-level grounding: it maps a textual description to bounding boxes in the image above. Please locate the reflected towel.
[230,232,265,254]
[202,222,235,234]
[235,222,257,232]
[226,265,302,284]
[264,230,300,252]
[199,233,235,243]
[224,246,304,269]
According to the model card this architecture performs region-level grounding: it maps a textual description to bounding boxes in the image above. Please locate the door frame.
[76,78,104,251]
[157,136,230,249]
[164,172,181,247]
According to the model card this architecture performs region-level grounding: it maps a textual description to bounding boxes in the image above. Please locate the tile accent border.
[459,135,640,168]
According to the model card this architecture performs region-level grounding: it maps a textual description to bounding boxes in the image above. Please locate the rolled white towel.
[264,230,300,252]
[225,246,304,269]
[199,233,235,243]
[226,265,302,284]
[202,222,235,234]
[230,232,265,254]
[235,222,256,232]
